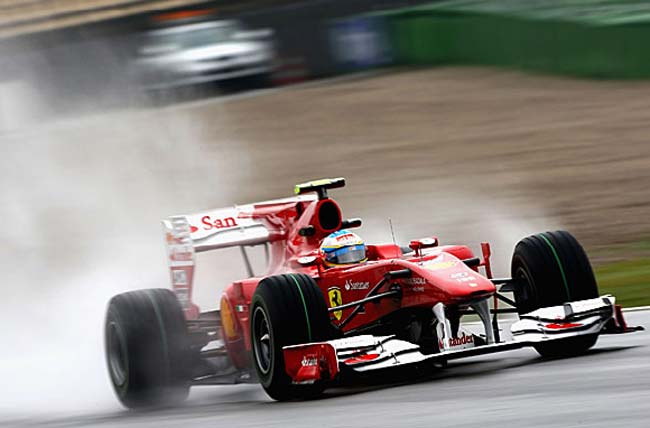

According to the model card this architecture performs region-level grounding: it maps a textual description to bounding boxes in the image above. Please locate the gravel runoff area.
[169,67,650,257]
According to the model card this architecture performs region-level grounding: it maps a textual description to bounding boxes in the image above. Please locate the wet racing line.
[8,310,648,428]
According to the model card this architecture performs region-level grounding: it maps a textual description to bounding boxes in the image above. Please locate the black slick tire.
[511,230,599,358]
[250,273,331,401]
[104,288,191,408]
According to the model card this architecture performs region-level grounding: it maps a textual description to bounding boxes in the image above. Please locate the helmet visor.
[328,244,366,264]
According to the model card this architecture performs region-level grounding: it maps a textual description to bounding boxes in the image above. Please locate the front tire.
[105,289,191,408]
[250,274,332,401]
[511,230,600,358]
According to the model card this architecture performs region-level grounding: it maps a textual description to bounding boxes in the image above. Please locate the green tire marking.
[144,291,171,381]
[539,235,571,300]
[289,274,312,342]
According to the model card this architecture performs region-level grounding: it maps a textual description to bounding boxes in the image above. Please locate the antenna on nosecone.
[388,218,397,246]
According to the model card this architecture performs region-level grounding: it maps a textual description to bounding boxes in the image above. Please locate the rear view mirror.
[296,255,320,267]
[409,237,439,256]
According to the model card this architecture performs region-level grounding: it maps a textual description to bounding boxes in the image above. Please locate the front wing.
[283,296,641,384]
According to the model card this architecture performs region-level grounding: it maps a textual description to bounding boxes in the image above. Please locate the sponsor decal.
[403,277,426,291]
[172,270,188,286]
[404,277,426,285]
[328,287,343,321]
[200,215,238,231]
[449,333,474,347]
[425,260,457,271]
[166,228,192,244]
[344,279,370,291]
[439,332,474,349]
[169,245,193,262]
[336,233,356,242]
[301,356,318,367]
[450,271,479,285]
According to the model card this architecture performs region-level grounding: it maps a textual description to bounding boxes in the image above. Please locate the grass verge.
[596,259,650,307]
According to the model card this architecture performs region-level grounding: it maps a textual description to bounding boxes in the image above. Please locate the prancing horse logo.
[328,287,343,321]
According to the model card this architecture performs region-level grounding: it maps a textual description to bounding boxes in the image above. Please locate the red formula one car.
[104,178,641,407]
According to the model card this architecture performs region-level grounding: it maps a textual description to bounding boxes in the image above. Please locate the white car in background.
[136,20,275,91]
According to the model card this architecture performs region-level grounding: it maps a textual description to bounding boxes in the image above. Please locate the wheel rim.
[252,306,272,375]
[107,321,127,387]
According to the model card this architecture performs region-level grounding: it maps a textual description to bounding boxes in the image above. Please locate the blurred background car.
[135,19,275,93]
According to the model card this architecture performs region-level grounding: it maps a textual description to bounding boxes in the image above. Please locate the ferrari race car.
[104,178,642,407]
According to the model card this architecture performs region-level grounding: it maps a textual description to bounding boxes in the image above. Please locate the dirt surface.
[182,67,650,256]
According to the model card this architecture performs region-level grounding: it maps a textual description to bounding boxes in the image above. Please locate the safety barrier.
[374,1,650,78]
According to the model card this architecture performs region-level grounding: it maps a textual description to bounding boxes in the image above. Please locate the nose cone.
[415,254,496,303]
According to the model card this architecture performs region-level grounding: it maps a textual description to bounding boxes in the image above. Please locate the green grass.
[596,259,650,307]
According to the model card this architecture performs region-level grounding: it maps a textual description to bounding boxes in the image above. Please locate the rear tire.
[250,273,331,401]
[511,230,599,358]
[105,289,191,408]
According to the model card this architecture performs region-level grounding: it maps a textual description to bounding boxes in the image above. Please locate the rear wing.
[162,195,317,318]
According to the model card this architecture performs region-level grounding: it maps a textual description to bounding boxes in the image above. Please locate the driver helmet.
[320,230,367,266]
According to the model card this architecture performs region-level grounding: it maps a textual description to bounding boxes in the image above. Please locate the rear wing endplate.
[161,195,316,318]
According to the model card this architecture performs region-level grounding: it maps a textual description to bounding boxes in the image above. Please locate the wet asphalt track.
[8,311,648,428]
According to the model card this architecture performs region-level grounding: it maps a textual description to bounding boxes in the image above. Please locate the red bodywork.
[197,195,497,370]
